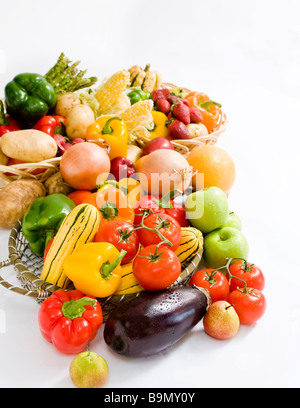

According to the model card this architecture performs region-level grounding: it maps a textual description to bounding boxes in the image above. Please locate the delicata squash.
[40,203,100,289]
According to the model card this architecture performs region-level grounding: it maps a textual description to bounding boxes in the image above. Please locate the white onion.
[135,149,195,196]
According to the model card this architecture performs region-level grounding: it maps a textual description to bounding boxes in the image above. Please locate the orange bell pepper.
[85,183,135,225]
[185,92,223,133]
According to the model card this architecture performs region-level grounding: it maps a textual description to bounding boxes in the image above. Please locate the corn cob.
[121,99,154,143]
[154,70,163,89]
[128,64,163,92]
[128,65,145,87]
[142,70,157,92]
[121,99,153,132]
[96,69,131,115]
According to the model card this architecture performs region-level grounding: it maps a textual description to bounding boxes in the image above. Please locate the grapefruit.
[187,145,236,194]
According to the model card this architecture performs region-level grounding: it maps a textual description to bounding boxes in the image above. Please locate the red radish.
[72,138,85,145]
[142,137,174,156]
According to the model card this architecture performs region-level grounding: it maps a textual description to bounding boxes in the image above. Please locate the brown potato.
[0,179,46,229]
[44,172,73,195]
[66,104,95,140]
[0,129,58,162]
[55,93,81,117]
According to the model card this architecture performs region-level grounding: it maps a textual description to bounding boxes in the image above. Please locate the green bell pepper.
[5,73,57,126]
[127,89,150,105]
[22,193,75,257]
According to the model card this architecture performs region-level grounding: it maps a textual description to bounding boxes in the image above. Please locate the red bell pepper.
[134,190,189,227]
[0,100,20,137]
[33,115,66,136]
[38,289,103,354]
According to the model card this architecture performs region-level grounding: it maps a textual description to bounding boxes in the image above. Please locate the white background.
[0,0,300,388]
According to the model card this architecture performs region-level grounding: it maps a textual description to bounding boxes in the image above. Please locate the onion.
[135,149,195,196]
[60,142,110,190]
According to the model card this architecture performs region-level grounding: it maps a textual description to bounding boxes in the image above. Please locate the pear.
[69,350,109,388]
[203,301,240,340]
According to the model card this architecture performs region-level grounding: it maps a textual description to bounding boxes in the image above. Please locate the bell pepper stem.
[0,100,9,126]
[101,250,127,280]
[102,117,122,135]
[100,202,119,220]
[62,297,97,320]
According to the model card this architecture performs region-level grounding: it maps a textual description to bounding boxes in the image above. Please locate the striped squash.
[114,262,144,296]
[175,227,203,265]
[40,203,100,289]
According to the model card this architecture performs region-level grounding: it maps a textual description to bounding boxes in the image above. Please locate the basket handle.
[0,257,46,299]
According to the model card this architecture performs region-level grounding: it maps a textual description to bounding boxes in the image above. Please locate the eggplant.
[103,286,210,358]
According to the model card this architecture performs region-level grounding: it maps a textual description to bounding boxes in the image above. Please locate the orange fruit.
[187,145,236,194]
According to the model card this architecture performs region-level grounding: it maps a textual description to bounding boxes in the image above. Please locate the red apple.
[110,156,135,181]
[203,301,240,340]
[142,137,174,156]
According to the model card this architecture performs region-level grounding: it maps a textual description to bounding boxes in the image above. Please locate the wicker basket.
[0,157,61,187]
[0,84,223,317]
[161,83,228,156]
[0,219,203,320]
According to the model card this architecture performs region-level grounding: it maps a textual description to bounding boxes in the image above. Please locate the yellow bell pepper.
[85,115,128,160]
[149,111,169,140]
[62,242,127,298]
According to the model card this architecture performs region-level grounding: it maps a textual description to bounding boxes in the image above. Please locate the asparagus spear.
[44,53,97,94]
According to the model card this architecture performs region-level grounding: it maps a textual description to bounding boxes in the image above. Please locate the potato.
[186,123,208,138]
[55,92,81,117]
[0,179,46,229]
[44,172,74,195]
[0,129,58,162]
[66,104,95,140]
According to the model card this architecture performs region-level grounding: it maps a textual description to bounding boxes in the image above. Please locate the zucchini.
[40,203,100,289]
[175,227,203,265]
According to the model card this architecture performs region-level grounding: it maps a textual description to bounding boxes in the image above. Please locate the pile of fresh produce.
[0,54,266,388]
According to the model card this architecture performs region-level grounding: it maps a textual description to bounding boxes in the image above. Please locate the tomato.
[133,244,181,291]
[189,269,230,303]
[93,220,139,265]
[227,288,267,326]
[137,213,181,251]
[229,262,265,292]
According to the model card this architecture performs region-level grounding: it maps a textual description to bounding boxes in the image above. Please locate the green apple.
[203,226,249,269]
[69,350,109,388]
[185,187,229,234]
[222,211,242,231]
